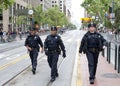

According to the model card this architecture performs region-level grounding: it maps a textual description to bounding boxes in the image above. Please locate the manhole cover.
[102,73,120,78]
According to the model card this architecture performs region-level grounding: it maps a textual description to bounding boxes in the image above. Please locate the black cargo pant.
[86,51,99,80]
[47,53,59,78]
[29,49,39,70]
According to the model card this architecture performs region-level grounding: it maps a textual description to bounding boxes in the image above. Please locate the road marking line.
[0,54,28,71]
[0,54,5,59]
[0,57,3,59]
[76,41,82,86]
[66,39,72,42]
[77,54,82,86]
[71,40,82,86]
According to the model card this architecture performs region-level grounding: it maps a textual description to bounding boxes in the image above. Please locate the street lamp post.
[110,0,116,39]
[105,12,108,32]
[112,0,114,13]
[28,9,34,29]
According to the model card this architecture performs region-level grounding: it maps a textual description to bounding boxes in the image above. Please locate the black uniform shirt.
[44,35,65,52]
[25,34,43,48]
[87,32,99,48]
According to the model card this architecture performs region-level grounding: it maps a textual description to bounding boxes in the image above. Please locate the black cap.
[88,23,96,28]
[51,26,57,31]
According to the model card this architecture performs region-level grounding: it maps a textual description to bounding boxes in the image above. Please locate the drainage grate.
[102,73,120,78]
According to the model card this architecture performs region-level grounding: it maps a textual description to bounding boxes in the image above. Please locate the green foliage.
[45,7,69,26]
[33,6,69,27]
[34,5,45,26]
[0,0,14,10]
[81,0,110,21]
[81,0,120,29]
[67,23,77,30]
[16,15,27,26]
[105,19,112,28]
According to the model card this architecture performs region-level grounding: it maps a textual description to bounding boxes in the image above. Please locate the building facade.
[43,0,51,11]
[2,0,32,32]
[1,0,52,32]
[65,0,71,21]
[66,0,71,16]
[51,0,59,7]
[59,0,64,12]
[51,0,66,14]
[31,0,42,7]
[1,0,67,32]
[32,0,51,12]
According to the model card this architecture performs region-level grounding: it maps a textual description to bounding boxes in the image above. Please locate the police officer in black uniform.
[25,27,43,74]
[79,23,107,84]
[44,26,66,82]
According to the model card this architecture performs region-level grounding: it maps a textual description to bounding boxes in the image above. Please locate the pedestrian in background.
[0,30,3,42]
[19,30,22,40]
[79,23,107,84]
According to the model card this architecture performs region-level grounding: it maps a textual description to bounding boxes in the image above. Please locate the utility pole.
[112,0,114,13]
[110,0,115,26]
[111,0,117,40]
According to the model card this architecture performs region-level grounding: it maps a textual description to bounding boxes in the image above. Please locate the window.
[0,14,2,20]
[52,5,54,7]
[55,1,57,3]
[60,4,62,6]
[17,4,19,10]
[52,1,54,3]
[60,1,62,3]
[41,4,43,7]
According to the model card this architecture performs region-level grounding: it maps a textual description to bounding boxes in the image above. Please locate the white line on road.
[0,57,3,59]
[6,56,18,60]
[0,54,5,59]
[5,54,23,60]
[16,54,20,57]
[71,40,80,86]
[66,39,72,42]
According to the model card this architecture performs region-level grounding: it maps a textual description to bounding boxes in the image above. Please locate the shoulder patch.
[56,36,59,39]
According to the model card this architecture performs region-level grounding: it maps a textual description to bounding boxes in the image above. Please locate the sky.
[70,0,85,28]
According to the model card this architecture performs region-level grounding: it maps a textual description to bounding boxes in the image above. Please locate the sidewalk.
[79,53,120,86]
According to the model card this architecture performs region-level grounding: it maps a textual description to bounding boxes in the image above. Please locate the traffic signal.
[109,6,112,13]
[81,18,92,23]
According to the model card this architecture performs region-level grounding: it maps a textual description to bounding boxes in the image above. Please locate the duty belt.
[49,50,58,54]
[88,48,97,52]
[31,48,39,50]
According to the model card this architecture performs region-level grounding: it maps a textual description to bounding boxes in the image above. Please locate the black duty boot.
[90,79,94,84]
[56,73,59,78]
[50,77,56,82]
[32,68,36,75]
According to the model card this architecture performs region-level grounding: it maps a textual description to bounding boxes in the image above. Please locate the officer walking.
[25,27,43,74]
[44,26,66,82]
[79,23,107,84]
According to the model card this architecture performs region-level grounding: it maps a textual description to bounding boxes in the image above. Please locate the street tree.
[46,7,69,27]
[33,5,45,29]
[0,0,14,11]
[16,16,27,26]
[81,0,120,29]
[81,0,110,21]
[67,23,77,30]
